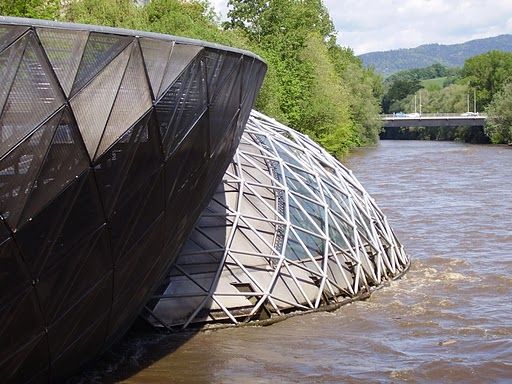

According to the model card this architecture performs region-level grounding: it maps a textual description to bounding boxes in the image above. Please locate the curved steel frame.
[0,17,266,382]
[147,110,410,329]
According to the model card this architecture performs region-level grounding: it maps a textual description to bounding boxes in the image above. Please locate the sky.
[210,0,512,55]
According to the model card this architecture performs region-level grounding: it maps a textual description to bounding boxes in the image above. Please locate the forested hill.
[360,34,512,77]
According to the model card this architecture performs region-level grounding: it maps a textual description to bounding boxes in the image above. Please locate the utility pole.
[474,89,477,113]
[414,94,417,113]
[419,91,422,115]
[467,93,470,113]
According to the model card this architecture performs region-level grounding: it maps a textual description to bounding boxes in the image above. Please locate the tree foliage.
[226,0,383,155]
[0,0,60,20]
[485,81,512,143]
[462,50,512,108]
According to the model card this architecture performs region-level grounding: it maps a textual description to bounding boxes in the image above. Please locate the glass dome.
[147,110,410,329]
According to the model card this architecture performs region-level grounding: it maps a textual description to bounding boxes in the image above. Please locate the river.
[70,140,512,383]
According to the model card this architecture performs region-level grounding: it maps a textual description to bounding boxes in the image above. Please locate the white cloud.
[209,0,512,54]
[324,0,512,54]
[211,0,229,20]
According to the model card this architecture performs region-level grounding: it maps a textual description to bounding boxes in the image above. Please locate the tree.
[0,0,61,20]
[382,78,422,113]
[226,0,383,156]
[462,50,512,108]
[485,81,512,143]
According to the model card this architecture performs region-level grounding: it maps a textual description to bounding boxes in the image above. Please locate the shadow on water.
[65,321,199,383]
[380,125,491,143]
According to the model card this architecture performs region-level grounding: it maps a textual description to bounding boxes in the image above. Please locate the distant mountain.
[359,34,512,77]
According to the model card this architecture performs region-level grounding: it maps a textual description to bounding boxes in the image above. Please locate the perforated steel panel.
[0,17,266,382]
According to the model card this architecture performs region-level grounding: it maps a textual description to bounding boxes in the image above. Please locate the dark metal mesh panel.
[15,171,104,277]
[70,32,133,96]
[109,168,165,264]
[0,110,63,229]
[97,42,152,159]
[0,221,29,305]
[94,111,162,215]
[239,56,262,128]
[204,50,241,102]
[108,211,166,340]
[139,37,174,100]
[0,32,65,159]
[50,306,109,382]
[0,287,47,383]
[37,225,111,323]
[158,57,208,158]
[47,272,111,379]
[37,28,88,97]
[70,45,131,159]
[209,57,243,153]
[164,111,209,207]
[0,24,28,53]
[0,34,26,119]
[17,107,89,228]
[158,43,203,98]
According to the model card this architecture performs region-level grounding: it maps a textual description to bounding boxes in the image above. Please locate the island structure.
[0,17,266,382]
[145,110,410,330]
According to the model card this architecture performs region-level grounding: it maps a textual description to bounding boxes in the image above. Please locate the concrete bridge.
[381,113,487,128]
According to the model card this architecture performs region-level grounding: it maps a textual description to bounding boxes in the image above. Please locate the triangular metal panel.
[94,111,161,216]
[0,32,65,160]
[96,42,153,160]
[38,225,110,323]
[17,107,89,228]
[37,28,88,97]
[139,37,174,100]
[0,33,27,125]
[205,50,242,102]
[0,289,47,383]
[15,171,105,278]
[70,45,131,160]
[0,24,28,53]
[158,43,203,98]
[209,58,243,152]
[70,32,133,97]
[0,110,63,230]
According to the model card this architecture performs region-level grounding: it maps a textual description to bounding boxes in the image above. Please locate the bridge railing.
[381,113,487,119]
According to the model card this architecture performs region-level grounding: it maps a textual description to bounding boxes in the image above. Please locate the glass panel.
[328,214,351,250]
[293,194,325,231]
[283,167,315,198]
[288,196,321,235]
[294,227,325,258]
[0,32,65,159]
[70,32,133,96]
[37,28,88,97]
[70,44,131,159]
[97,42,152,159]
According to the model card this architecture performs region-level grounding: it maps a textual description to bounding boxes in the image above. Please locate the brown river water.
[70,140,512,383]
